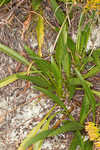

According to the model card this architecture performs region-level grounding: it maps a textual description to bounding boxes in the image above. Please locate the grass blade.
[36,13,44,57]
[69,78,93,87]
[69,134,80,150]
[24,45,39,59]
[92,48,100,65]
[55,22,67,68]
[18,105,56,150]
[76,12,85,53]
[34,112,57,150]
[51,57,62,96]
[32,0,43,11]
[83,65,100,79]
[0,43,30,66]
[63,52,71,79]
[80,95,90,124]
[75,68,96,122]
[0,71,35,88]
[84,141,93,150]
[0,0,10,7]
[17,75,52,88]
[34,86,67,111]
[19,120,83,148]
[50,0,65,25]
[67,35,76,59]
[50,120,83,136]
[79,23,91,56]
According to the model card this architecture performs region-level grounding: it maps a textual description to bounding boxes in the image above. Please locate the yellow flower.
[85,122,100,141]
[85,0,100,11]
[95,137,100,149]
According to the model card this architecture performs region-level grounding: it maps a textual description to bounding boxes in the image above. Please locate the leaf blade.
[0,43,30,66]
[36,14,44,57]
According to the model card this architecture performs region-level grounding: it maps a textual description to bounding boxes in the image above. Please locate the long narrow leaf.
[51,57,62,96]
[83,65,100,79]
[19,120,83,148]
[18,105,56,150]
[32,0,43,11]
[75,68,96,122]
[67,35,76,59]
[17,75,51,88]
[0,71,35,88]
[55,22,67,68]
[84,141,93,150]
[36,14,44,57]
[63,52,71,79]
[69,78,93,87]
[50,0,65,25]
[69,134,80,150]
[0,43,30,66]
[24,45,39,59]
[80,95,90,124]
[34,111,57,150]
[34,86,67,111]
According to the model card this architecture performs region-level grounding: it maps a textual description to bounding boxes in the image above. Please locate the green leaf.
[75,12,86,64]
[75,131,84,150]
[84,141,93,150]
[0,43,30,66]
[50,0,65,25]
[34,111,57,150]
[69,78,93,87]
[75,68,96,122]
[79,23,91,55]
[83,65,100,79]
[34,58,51,73]
[32,0,43,11]
[36,14,44,57]
[34,86,67,111]
[80,95,90,124]
[50,120,83,136]
[18,105,56,150]
[67,35,76,58]
[69,130,85,150]
[76,12,85,53]
[92,90,100,98]
[24,45,39,59]
[63,52,71,79]
[18,120,83,148]
[55,22,67,68]
[67,85,76,100]
[0,0,11,7]
[0,71,35,88]
[69,134,80,150]
[51,57,62,96]
[92,48,100,65]
[80,56,93,72]
[17,75,51,88]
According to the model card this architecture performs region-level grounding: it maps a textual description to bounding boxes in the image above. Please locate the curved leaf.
[0,43,30,66]
[18,105,56,150]
[50,0,65,25]
[19,120,83,148]
[80,95,90,124]
[17,75,52,88]
[34,86,67,111]
[0,71,35,88]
